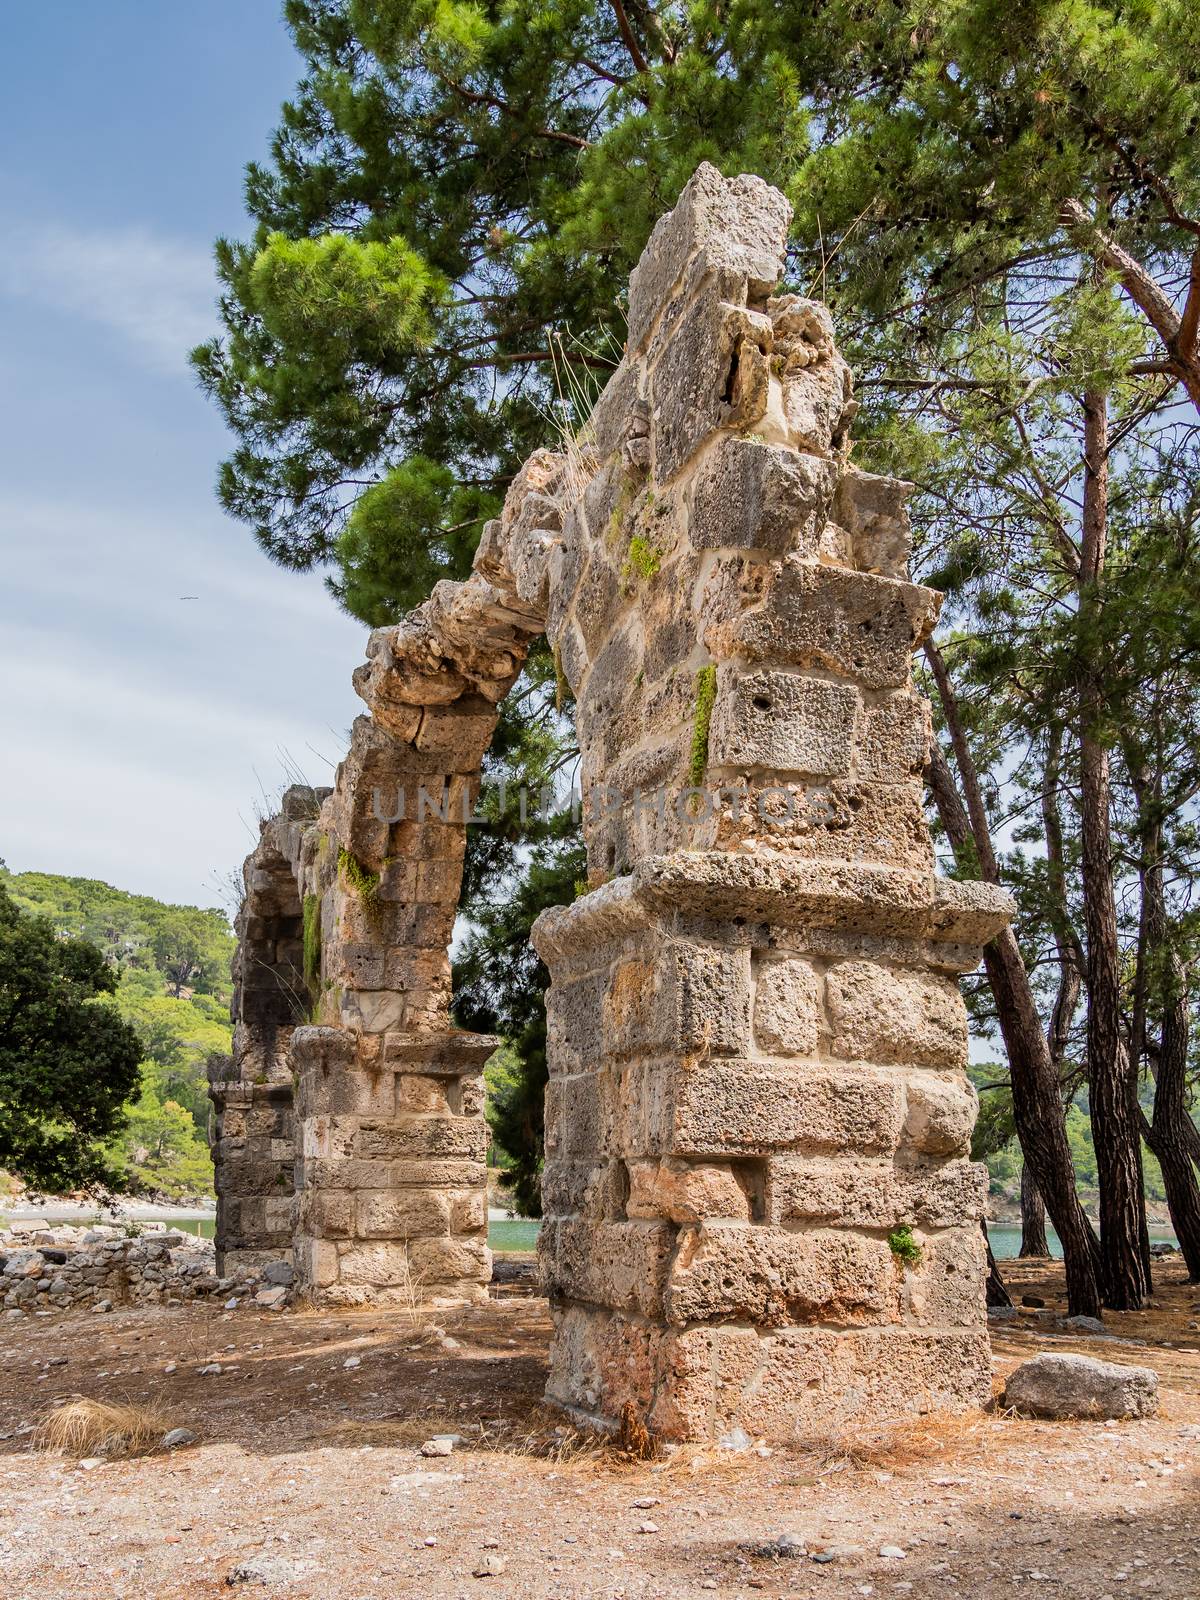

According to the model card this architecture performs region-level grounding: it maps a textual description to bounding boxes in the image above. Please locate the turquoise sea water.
[4,1213,1179,1261]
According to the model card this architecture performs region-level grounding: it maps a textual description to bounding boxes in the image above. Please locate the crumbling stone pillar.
[287,614,538,1305]
[210,787,325,1275]
[518,165,1013,1440]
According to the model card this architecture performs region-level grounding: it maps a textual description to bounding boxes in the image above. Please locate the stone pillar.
[533,864,1009,1439]
[290,1025,493,1305]
[524,165,1013,1441]
[208,1059,295,1278]
[288,630,536,1305]
[209,790,325,1276]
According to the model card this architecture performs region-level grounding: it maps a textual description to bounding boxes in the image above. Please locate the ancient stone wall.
[217,162,1012,1439]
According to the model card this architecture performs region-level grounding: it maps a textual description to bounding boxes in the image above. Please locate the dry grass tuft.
[821,1408,995,1473]
[34,1399,175,1460]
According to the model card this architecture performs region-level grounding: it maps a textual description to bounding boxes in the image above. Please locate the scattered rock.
[638,1521,659,1535]
[255,1287,287,1309]
[631,1497,659,1510]
[162,1428,197,1450]
[1003,1353,1158,1419]
[1021,1294,1046,1308]
[164,1362,178,1375]
[226,1555,314,1586]
[1064,1314,1107,1335]
[420,1437,453,1457]
[261,1261,294,1287]
[197,1363,223,1377]
[743,1533,806,1560]
[343,1355,362,1370]
[718,1426,752,1451]
[987,1305,1018,1322]
[473,1554,506,1578]
[879,1546,907,1560]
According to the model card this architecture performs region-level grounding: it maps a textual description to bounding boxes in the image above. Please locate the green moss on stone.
[623,534,663,582]
[887,1224,923,1268]
[302,893,322,991]
[338,847,380,910]
[689,665,718,787]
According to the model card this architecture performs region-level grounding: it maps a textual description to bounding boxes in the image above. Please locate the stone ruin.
[210,163,1012,1441]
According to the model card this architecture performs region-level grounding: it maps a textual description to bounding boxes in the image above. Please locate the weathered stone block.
[826,960,967,1067]
[708,669,859,777]
[626,1159,753,1224]
[753,955,821,1054]
[767,1157,988,1230]
[858,692,931,781]
[665,1060,904,1157]
[540,1219,676,1320]
[664,1224,895,1326]
[353,1117,488,1162]
[357,1189,450,1239]
[902,1073,978,1157]
[627,163,790,353]
[603,942,750,1060]
[714,562,940,690]
[689,436,838,555]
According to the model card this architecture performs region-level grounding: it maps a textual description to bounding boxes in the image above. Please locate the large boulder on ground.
[1003,1352,1158,1420]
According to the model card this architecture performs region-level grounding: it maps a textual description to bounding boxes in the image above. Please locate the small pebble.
[879,1545,907,1560]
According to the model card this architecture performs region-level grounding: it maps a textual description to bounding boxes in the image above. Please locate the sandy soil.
[1,1257,1196,1600]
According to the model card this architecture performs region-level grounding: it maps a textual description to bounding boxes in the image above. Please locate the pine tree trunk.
[1078,385,1150,1310]
[983,1215,1012,1307]
[1020,1162,1050,1257]
[1133,797,1200,1283]
[925,735,1103,1319]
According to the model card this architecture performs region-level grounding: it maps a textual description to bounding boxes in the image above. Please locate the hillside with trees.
[0,867,232,1201]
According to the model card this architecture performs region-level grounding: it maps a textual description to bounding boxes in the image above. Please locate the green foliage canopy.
[0,883,143,1193]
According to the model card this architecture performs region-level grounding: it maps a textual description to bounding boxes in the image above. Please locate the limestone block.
[448,1189,487,1234]
[586,358,643,460]
[540,1218,676,1319]
[832,464,913,579]
[651,288,771,484]
[1002,1353,1158,1420]
[626,1159,753,1224]
[540,1159,615,1221]
[297,1189,354,1239]
[545,971,607,1078]
[708,669,859,777]
[734,1327,992,1435]
[603,942,750,1060]
[664,1224,895,1326]
[767,1157,988,1230]
[753,955,821,1054]
[296,1238,339,1290]
[902,1073,978,1158]
[414,695,500,770]
[662,1059,904,1158]
[353,1117,487,1162]
[715,562,940,690]
[407,1235,490,1286]
[339,988,409,1034]
[688,436,838,555]
[826,960,967,1067]
[899,1224,986,1328]
[762,294,854,447]
[396,1074,450,1116]
[626,163,791,354]
[858,692,931,782]
[543,1072,611,1158]
[336,1242,423,1288]
[357,1189,450,1239]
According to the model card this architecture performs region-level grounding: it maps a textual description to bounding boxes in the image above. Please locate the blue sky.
[0,3,366,909]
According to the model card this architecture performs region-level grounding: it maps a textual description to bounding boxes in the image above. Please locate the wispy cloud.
[0,221,217,374]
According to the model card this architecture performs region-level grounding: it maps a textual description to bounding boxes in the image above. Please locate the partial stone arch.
[217,164,1012,1439]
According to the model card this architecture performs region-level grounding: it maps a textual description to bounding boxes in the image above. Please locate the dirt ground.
[1,1256,1197,1600]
